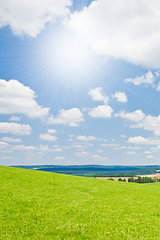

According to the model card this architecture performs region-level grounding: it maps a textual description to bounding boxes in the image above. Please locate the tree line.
[128,176,160,183]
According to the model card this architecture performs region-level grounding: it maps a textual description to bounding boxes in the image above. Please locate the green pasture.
[0,166,160,239]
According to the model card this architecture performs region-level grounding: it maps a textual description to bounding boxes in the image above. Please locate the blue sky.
[1,0,160,166]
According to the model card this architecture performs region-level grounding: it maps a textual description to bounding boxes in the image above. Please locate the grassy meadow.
[0,166,160,239]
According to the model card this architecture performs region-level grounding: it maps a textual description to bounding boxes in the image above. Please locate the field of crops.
[1,166,160,239]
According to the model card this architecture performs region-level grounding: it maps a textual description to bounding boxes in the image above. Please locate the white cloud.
[0,80,85,128]
[152,145,160,152]
[116,109,160,136]
[125,151,135,155]
[115,110,145,122]
[106,143,120,147]
[13,145,36,151]
[91,154,108,161]
[0,122,31,135]
[0,79,49,119]
[38,145,50,152]
[75,151,89,157]
[68,0,160,68]
[0,0,71,37]
[52,148,62,152]
[82,107,90,112]
[88,87,113,118]
[72,144,88,149]
[128,136,160,145]
[113,146,127,150]
[0,142,9,149]
[39,133,57,141]
[113,145,141,150]
[75,151,106,159]
[48,129,57,134]
[9,116,20,122]
[121,135,127,138]
[156,82,160,91]
[77,135,96,141]
[0,156,11,160]
[112,92,127,103]
[48,108,84,127]
[1,137,22,143]
[88,105,113,118]
[69,134,75,138]
[99,144,108,147]
[128,146,141,150]
[144,151,152,154]
[97,149,104,153]
[147,155,154,159]
[92,154,100,158]
[131,115,160,136]
[125,71,155,86]
[88,87,108,104]
[54,156,65,160]
[37,145,64,154]
[38,145,62,153]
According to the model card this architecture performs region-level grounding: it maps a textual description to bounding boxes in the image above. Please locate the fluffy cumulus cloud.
[77,135,96,141]
[39,133,57,141]
[9,116,21,122]
[69,0,160,68]
[125,71,155,86]
[112,92,127,103]
[131,115,160,136]
[0,79,49,119]
[125,70,160,91]
[88,87,113,118]
[115,110,145,122]
[88,87,108,104]
[88,105,113,118]
[0,0,71,37]
[128,136,160,145]
[0,122,31,135]
[116,109,160,136]
[48,108,84,127]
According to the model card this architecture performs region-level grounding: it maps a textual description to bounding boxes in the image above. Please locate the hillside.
[1,166,160,239]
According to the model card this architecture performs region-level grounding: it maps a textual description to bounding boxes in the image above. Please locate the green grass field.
[1,166,160,239]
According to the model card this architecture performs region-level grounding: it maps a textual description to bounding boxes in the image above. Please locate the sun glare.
[42,29,96,81]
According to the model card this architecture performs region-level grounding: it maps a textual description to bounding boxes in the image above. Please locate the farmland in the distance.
[1,166,160,239]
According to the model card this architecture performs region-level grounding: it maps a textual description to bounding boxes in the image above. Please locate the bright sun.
[42,29,97,81]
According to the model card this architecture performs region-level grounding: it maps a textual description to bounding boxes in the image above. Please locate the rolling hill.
[1,166,160,239]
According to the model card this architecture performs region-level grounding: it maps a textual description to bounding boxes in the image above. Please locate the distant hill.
[13,164,160,177]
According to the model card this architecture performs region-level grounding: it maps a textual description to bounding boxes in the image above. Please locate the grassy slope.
[0,166,160,240]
